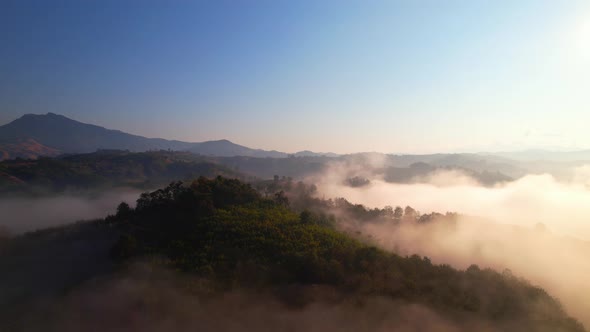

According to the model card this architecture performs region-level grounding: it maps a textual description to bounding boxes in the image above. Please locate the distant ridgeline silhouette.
[0,113,336,160]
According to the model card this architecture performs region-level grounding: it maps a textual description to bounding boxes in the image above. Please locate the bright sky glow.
[1,0,589,153]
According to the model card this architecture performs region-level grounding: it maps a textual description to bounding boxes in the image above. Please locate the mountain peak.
[213,139,233,144]
[17,112,73,122]
[0,113,328,160]
[0,113,291,159]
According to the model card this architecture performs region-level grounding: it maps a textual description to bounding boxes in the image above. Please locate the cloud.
[6,264,520,332]
[315,162,590,239]
[0,190,142,234]
[312,159,590,325]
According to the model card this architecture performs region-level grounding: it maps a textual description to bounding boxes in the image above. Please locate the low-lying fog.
[2,157,589,326]
[317,160,590,239]
[313,159,590,325]
[0,190,142,234]
[10,265,513,332]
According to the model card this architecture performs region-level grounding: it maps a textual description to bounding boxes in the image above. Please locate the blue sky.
[1,0,589,153]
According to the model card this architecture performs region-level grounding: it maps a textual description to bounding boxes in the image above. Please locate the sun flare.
[574,17,590,59]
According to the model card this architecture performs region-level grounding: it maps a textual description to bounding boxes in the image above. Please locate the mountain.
[187,139,287,158]
[293,150,340,157]
[1,177,585,331]
[0,113,324,160]
[492,149,590,162]
[0,150,241,196]
[0,138,61,160]
[0,113,193,154]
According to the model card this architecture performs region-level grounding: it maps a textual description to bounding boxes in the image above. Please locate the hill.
[0,138,61,160]
[0,176,585,331]
[0,150,241,195]
[492,150,590,162]
[0,113,310,160]
[0,177,584,331]
[187,139,287,158]
[0,113,194,155]
[0,150,518,197]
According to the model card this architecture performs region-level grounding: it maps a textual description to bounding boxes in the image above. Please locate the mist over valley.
[3,1,590,330]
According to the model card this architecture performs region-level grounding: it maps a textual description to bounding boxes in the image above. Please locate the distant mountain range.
[2,113,590,165]
[490,149,590,162]
[0,113,338,160]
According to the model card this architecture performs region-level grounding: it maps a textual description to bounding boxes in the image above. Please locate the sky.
[1,0,590,154]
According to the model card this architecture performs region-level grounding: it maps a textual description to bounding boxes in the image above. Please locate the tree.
[274,190,289,206]
[116,202,132,218]
[110,234,138,259]
[383,205,394,218]
[300,210,313,224]
[403,206,417,222]
[393,206,403,221]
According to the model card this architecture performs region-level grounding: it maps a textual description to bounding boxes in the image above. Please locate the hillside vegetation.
[0,150,240,195]
[102,176,584,331]
[0,176,585,331]
[0,150,518,198]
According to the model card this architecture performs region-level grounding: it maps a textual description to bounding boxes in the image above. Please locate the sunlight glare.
[574,17,590,60]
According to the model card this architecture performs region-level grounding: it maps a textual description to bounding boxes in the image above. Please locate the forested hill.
[0,150,241,195]
[0,150,515,197]
[0,176,585,331]
[0,113,300,159]
[103,177,582,331]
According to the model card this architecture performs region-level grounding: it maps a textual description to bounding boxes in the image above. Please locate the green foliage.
[110,234,138,259]
[345,176,370,187]
[0,150,240,195]
[109,176,584,331]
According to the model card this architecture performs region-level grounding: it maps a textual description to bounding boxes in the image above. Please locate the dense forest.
[0,172,586,331]
[3,176,580,331]
[0,150,517,198]
[0,150,241,196]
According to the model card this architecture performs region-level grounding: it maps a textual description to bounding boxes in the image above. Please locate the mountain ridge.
[0,113,337,160]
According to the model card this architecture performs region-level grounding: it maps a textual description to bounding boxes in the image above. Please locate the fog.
[315,160,590,239]
[5,264,533,332]
[2,158,590,328]
[312,159,590,325]
[0,190,142,234]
